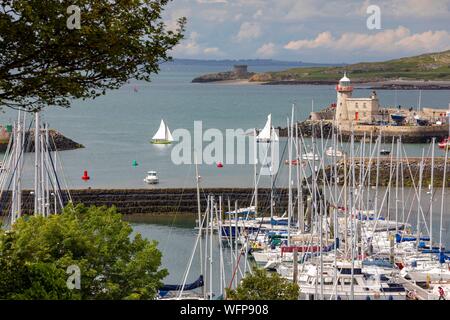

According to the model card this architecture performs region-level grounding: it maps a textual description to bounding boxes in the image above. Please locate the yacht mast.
[194,151,204,298]
[287,116,293,246]
[34,111,40,215]
[416,149,424,249]
[439,141,448,258]
[253,128,258,216]
[429,138,435,247]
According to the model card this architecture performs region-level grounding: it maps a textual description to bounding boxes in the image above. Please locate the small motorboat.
[144,171,159,184]
[302,152,319,161]
[380,149,390,156]
[325,147,343,157]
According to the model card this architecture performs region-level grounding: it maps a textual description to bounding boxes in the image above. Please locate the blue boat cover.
[160,275,204,293]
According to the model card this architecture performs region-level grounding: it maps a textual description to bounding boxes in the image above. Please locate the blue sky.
[164,0,450,63]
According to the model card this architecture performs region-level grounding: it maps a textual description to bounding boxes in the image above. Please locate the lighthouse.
[335,73,353,123]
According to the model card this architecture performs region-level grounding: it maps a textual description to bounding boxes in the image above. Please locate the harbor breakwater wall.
[0,188,291,216]
[1,157,448,216]
[322,157,450,187]
[278,120,448,143]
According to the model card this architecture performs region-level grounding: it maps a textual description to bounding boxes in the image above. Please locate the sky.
[164,0,450,63]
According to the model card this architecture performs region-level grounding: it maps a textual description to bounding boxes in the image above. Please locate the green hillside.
[250,50,450,82]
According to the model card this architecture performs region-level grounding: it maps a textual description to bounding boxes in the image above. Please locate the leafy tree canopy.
[226,268,299,300]
[0,0,185,111]
[0,204,168,299]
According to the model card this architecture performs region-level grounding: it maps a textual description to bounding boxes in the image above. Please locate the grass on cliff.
[258,50,450,82]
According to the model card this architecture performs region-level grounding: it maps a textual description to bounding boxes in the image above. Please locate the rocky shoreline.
[0,129,84,152]
[193,76,450,90]
[192,71,255,83]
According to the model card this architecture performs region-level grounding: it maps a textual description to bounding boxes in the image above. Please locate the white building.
[335,73,380,125]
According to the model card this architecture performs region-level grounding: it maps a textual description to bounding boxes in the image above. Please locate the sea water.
[1,61,449,189]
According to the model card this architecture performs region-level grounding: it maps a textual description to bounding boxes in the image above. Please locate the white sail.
[152,119,167,140]
[165,124,174,142]
[257,114,272,141]
[271,126,279,142]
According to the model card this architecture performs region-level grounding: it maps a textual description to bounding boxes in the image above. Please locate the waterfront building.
[335,73,380,124]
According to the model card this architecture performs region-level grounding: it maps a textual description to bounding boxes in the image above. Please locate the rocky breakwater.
[1,188,296,216]
[320,157,450,187]
[277,120,334,138]
[0,129,84,152]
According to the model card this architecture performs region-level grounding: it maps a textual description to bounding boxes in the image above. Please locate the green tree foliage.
[0,204,168,299]
[0,0,185,111]
[226,268,299,300]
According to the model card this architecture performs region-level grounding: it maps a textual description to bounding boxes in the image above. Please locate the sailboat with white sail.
[151,119,174,144]
[257,114,278,143]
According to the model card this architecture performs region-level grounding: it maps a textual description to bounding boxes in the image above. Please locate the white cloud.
[253,9,263,19]
[358,0,450,18]
[172,32,223,57]
[174,32,201,55]
[285,32,334,50]
[234,13,242,21]
[234,22,262,42]
[164,8,191,32]
[203,47,222,55]
[284,27,450,54]
[257,43,277,58]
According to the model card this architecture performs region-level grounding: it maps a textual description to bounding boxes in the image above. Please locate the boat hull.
[151,140,172,144]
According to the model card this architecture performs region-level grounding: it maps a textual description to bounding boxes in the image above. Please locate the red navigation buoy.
[216,162,223,168]
[82,170,90,181]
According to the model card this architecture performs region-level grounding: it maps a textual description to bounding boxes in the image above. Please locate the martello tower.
[335,73,353,122]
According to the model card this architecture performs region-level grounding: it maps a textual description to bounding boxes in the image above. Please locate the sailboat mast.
[295,122,302,232]
[270,130,274,231]
[439,141,448,257]
[254,128,258,216]
[287,117,292,246]
[416,149,424,249]
[209,196,213,299]
[34,111,40,215]
[429,138,435,247]
[194,151,204,299]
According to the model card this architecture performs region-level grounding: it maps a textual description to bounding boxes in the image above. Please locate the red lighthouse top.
[336,84,353,92]
[336,72,353,92]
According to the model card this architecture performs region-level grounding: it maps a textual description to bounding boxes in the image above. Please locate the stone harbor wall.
[278,120,448,143]
[321,157,450,187]
[0,188,293,216]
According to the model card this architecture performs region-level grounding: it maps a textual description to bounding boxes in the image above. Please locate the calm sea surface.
[1,62,449,189]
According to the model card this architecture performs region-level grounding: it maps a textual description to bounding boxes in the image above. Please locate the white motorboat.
[302,152,319,161]
[325,147,343,157]
[144,170,159,184]
[296,261,407,300]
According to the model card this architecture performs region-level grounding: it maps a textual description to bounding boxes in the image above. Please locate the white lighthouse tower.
[335,73,353,123]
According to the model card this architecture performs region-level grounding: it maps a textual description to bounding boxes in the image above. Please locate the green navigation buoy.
[132,160,138,167]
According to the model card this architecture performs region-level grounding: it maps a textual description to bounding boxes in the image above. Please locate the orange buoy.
[216,162,223,168]
[82,170,90,181]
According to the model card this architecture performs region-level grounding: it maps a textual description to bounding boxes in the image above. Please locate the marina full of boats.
[165,107,450,300]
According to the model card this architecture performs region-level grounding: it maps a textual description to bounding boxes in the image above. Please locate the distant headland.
[191,50,450,89]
